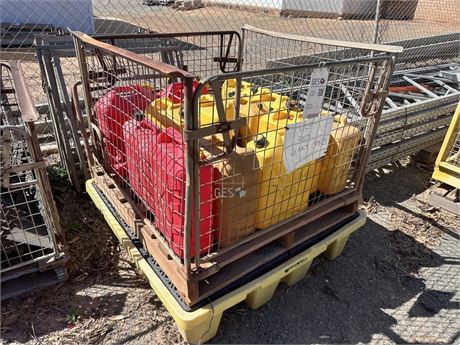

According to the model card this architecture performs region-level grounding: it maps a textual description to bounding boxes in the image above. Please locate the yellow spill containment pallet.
[86,179,366,344]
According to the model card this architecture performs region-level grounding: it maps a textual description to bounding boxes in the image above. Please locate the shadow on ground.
[1,161,458,344]
[210,161,459,344]
[1,190,153,343]
[364,161,432,205]
[209,218,456,344]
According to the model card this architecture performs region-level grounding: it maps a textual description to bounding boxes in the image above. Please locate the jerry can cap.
[134,110,145,121]
[254,134,268,149]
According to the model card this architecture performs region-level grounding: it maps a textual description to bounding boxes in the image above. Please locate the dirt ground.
[1,158,459,344]
[91,0,459,40]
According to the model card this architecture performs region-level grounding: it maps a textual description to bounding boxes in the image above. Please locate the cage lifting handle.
[187,80,247,161]
[360,60,390,118]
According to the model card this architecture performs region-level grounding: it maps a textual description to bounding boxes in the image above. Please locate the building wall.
[0,0,94,33]
[415,0,460,23]
[281,0,378,18]
[207,0,283,9]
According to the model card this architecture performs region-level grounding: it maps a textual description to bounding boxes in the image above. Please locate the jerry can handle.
[158,127,184,145]
[110,84,145,98]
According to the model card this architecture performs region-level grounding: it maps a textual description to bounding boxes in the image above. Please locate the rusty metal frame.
[1,61,64,273]
[72,28,400,306]
[186,57,396,284]
[93,30,243,74]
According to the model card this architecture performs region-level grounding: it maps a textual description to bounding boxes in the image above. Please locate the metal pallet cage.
[433,101,460,190]
[366,63,460,171]
[1,61,64,285]
[73,26,401,305]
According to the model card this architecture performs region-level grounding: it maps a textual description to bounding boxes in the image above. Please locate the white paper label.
[283,115,334,173]
[303,67,330,119]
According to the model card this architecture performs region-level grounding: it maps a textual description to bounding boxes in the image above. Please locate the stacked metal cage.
[1,61,66,299]
[73,26,400,306]
[433,102,460,190]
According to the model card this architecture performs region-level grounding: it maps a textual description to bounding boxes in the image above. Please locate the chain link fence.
[1,0,459,152]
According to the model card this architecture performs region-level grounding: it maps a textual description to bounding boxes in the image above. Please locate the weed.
[47,164,69,188]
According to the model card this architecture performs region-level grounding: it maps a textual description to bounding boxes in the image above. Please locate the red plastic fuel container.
[154,128,217,259]
[159,80,206,104]
[123,115,160,210]
[95,85,153,177]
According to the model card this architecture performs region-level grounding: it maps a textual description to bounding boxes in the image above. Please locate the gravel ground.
[91,0,459,41]
[1,158,459,344]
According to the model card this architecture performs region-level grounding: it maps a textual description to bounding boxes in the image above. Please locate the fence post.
[373,0,382,44]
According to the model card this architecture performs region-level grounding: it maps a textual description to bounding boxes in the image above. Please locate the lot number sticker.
[303,67,330,118]
[283,115,334,173]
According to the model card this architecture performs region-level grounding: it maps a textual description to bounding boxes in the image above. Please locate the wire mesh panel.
[194,26,400,256]
[0,0,457,180]
[447,130,460,168]
[72,32,202,268]
[1,62,62,273]
[73,27,399,304]
[94,31,242,78]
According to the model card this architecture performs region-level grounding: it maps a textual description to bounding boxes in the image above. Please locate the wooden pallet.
[91,165,361,306]
[1,253,68,300]
[428,183,460,215]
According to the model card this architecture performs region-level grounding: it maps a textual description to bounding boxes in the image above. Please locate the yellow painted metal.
[432,102,460,189]
[86,179,366,344]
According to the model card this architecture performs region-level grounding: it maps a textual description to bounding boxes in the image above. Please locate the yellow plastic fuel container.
[222,79,253,101]
[247,131,321,229]
[253,87,297,110]
[145,94,234,142]
[318,116,361,196]
[223,82,307,144]
[222,80,286,107]
[240,101,303,141]
[210,145,260,247]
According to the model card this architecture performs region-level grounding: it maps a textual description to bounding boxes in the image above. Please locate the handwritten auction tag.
[303,67,330,119]
[283,115,334,173]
